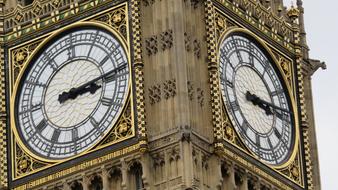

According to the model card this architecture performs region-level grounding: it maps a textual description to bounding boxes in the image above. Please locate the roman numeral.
[275,110,285,120]
[230,101,239,111]
[72,128,78,141]
[255,134,261,147]
[100,54,110,65]
[51,130,61,142]
[226,80,234,88]
[31,103,42,112]
[271,89,284,96]
[274,128,282,139]
[101,97,113,106]
[101,97,123,107]
[242,120,250,132]
[90,117,99,127]
[104,71,128,83]
[36,119,47,132]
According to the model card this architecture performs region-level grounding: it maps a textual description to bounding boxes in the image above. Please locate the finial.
[287,5,300,21]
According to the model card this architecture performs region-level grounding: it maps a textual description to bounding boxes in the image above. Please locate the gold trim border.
[13,143,140,190]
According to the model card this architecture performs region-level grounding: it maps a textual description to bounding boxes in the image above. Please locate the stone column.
[101,167,110,190]
[120,159,128,190]
[82,175,90,190]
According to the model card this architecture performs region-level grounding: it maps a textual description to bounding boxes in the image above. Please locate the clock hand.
[246,91,273,115]
[60,83,102,102]
[246,91,292,115]
[58,63,127,104]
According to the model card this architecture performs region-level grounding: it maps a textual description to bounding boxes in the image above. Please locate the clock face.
[14,26,129,160]
[219,33,294,165]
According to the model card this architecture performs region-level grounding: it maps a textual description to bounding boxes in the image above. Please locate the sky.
[283,0,338,189]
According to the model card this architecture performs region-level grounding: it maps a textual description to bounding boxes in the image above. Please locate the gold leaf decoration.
[99,101,133,146]
[222,105,245,149]
[280,152,303,185]
[15,143,48,178]
[92,6,127,40]
[11,40,42,87]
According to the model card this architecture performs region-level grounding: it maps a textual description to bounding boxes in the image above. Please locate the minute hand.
[256,97,292,115]
[58,63,127,103]
[73,63,127,91]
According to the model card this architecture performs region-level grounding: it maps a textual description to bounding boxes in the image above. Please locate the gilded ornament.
[15,51,26,63]
[112,13,123,24]
[18,159,29,171]
[33,5,42,15]
[217,17,225,29]
[291,166,299,178]
[53,0,61,7]
[118,123,129,134]
[287,6,300,20]
[15,13,23,22]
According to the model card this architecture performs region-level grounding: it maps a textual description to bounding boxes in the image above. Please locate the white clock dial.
[15,26,129,159]
[219,33,294,165]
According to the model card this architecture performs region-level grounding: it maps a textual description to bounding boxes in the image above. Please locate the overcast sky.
[283,0,337,189]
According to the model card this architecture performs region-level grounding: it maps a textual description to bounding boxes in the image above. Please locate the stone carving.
[163,79,176,100]
[148,79,177,105]
[148,84,161,105]
[187,81,194,101]
[142,0,155,6]
[160,29,173,50]
[196,88,204,107]
[146,29,174,56]
[184,32,201,59]
[145,35,158,56]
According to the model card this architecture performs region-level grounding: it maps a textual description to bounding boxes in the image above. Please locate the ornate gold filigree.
[221,106,245,149]
[215,12,227,40]
[280,152,303,185]
[92,6,128,40]
[11,40,42,87]
[15,143,48,178]
[99,101,133,146]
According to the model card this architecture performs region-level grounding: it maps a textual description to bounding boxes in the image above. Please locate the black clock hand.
[59,83,102,103]
[246,91,292,115]
[58,63,127,103]
[246,91,273,115]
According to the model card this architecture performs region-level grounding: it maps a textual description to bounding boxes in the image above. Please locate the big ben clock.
[219,31,297,166]
[12,23,130,160]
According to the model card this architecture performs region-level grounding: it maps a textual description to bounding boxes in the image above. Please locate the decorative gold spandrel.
[221,106,245,150]
[92,6,128,41]
[215,12,227,41]
[215,12,239,41]
[280,151,304,186]
[14,141,49,179]
[10,40,42,88]
[98,101,134,147]
[271,50,295,97]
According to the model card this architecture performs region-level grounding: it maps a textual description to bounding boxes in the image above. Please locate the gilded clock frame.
[209,3,305,188]
[217,28,300,170]
[7,3,138,182]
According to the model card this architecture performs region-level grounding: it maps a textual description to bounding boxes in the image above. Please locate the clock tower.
[0,0,324,189]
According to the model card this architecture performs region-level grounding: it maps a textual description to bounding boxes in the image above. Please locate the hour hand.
[58,83,101,104]
[245,91,273,115]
